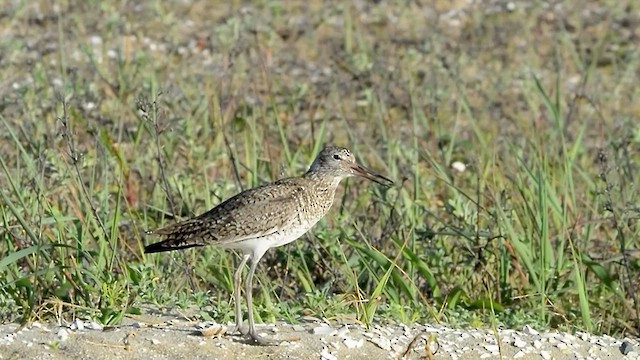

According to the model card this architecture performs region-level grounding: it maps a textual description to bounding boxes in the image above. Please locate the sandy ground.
[1,308,638,360]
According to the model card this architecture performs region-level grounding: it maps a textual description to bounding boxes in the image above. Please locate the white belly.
[221,220,318,255]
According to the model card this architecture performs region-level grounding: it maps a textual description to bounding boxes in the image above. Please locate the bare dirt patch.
[1,307,637,360]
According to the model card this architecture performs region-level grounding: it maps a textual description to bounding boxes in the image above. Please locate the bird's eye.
[333,154,340,160]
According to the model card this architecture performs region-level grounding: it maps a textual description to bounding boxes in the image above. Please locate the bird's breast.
[295,186,336,223]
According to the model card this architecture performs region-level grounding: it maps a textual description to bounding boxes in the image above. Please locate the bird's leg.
[245,254,282,346]
[226,253,250,336]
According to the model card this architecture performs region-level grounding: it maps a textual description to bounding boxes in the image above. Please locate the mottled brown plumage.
[145,177,333,252]
[144,146,393,345]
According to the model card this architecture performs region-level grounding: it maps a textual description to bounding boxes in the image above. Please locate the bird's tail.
[144,220,206,253]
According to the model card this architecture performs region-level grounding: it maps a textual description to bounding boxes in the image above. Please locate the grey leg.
[245,252,282,346]
[226,253,250,336]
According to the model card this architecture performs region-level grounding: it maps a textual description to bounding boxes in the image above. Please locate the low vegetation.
[1,0,638,337]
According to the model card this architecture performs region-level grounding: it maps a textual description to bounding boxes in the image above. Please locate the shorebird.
[144,145,393,345]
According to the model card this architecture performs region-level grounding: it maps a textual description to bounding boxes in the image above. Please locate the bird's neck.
[303,170,343,192]
[300,171,343,217]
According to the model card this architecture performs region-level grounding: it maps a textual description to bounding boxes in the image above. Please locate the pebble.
[320,346,337,360]
[391,341,404,352]
[541,350,552,359]
[400,323,411,336]
[484,344,499,353]
[335,325,349,337]
[291,325,306,332]
[368,337,392,351]
[70,319,84,331]
[312,326,337,336]
[523,325,540,335]
[1,333,16,345]
[373,325,392,337]
[620,341,633,355]
[343,337,364,349]
[86,321,104,331]
[57,329,69,342]
[564,333,577,342]
[439,339,454,353]
[513,338,527,348]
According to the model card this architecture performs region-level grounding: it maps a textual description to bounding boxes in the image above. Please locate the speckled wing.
[144,178,305,253]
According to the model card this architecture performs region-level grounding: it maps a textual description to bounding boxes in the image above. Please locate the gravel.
[1,308,638,360]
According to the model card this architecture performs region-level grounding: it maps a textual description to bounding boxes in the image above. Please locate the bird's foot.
[226,324,249,336]
[249,332,283,346]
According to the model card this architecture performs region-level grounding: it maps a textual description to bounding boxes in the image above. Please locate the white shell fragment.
[312,326,337,336]
[57,329,69,342]
[343,336,364,349]
[513,338,527,348]
[320,345,337,360]
[86,321,104,331]
[335,325,349,337]
[523,325,539,335]
[70,319,85,331]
